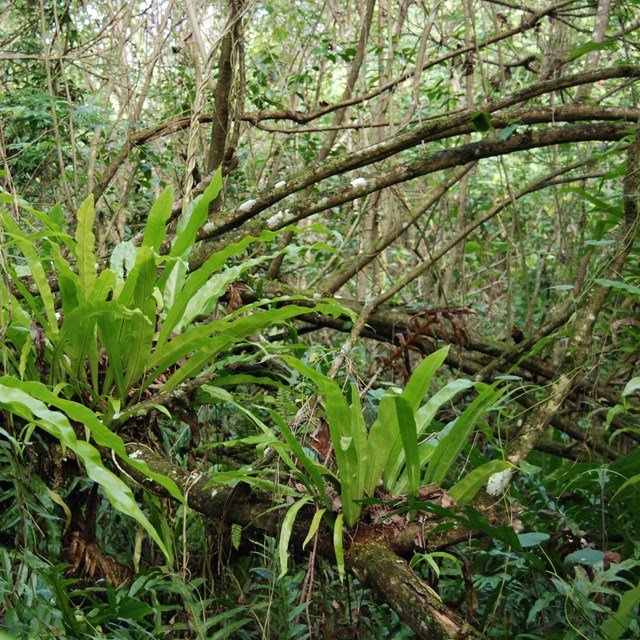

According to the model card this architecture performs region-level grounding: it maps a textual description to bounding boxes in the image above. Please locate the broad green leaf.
[278,496,312,577]
[146,321,221,374]
[223,295,352,325]
[0,382,170,560]
[595,279,640,297]
[599,581,640,640]
[614,472,640,495]
[565,186,622,215]
[171,168,222,257]
[75,194,97,299]
[448,460,513,506]
[173,255,273,335]
[333,513,345,583]
[97,310,127,399]
[381,348,454,491]
[384,377,474,492]
[622,377,640,397]
[403,346,449,412]
[158,227,298,346]
[142,185,173,251]
[54,303,98,385]
[156,255,188,311]
[394,396,420,500]
[161,306,333,392]
[89,268,116,302]
[498,123,519,140]
[563,548,605,566]
[349,385,368,504]
[122,246,156,390]
[415,378,475,436]
[48,239,80,313]
[0,377,184,506]
[365,394,400,496]
[303,509,327,549]
[0,210,58,333]
[568,38,617,62]
[51,301,141,385]
[424,383,505,485]
[110,241,138,295]
[49,203,66,228]
[282,356,362,527]
[517,532,550,548]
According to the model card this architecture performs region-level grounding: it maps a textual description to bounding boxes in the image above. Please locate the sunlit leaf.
[75,194,96,299]
[278,496,312,577]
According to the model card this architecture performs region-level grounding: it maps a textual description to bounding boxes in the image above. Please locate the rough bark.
[91,67,639,205]
[347,540,481,639]
[123,444,499,639]
[205,2,241,176]
[190,119,636,268]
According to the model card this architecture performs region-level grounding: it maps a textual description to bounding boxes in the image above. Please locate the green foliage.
[0,176,350,562]
[284,346,507,527]
[0,546,255,639]
[0,380,172,559]
[2,1,639,635]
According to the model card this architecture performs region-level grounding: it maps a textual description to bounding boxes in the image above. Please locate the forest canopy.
[0,0,639,638]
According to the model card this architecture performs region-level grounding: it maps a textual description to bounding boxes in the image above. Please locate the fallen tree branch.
[123,444,497,639]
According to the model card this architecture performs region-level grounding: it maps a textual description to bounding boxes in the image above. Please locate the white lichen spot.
[402,221,409,229]
[239,199,257,211]
[274,180,286,188]
[211,489,218,498]
[202,221,216,234]
[486,469,513,496]
[129,449,142,460]
[351,177,367,188]
[267,210,285,229]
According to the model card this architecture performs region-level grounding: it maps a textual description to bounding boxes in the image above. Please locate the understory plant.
[0,173,346,559]
[281,347,511,528]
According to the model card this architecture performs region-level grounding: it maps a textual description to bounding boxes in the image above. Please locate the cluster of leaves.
[275,347,509,545]
[0,170,346,555]
[2,175,639,638]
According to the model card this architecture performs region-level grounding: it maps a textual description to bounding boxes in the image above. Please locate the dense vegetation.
[1,0,639,638]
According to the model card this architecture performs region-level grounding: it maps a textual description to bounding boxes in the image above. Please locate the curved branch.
[239,0,577,126]
[191,122,632,268]
[92,66,639,204]
[193,84,640,241]
[505,126,640,466]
